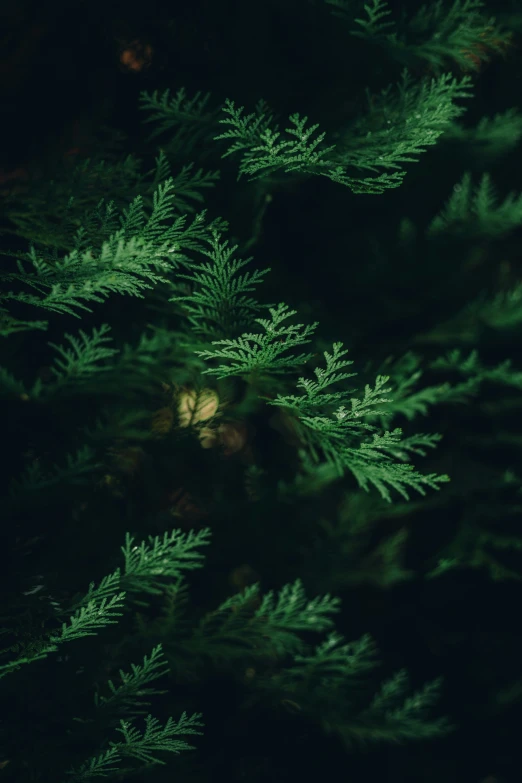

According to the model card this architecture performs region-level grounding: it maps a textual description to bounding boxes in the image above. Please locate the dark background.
[1,1,522,782]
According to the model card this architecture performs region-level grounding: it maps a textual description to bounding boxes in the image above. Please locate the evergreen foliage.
[169,228,270,338]
[256,633,451,746]
[197,302,318,375]
[331,0,511,72]
[2,0,522,780]
[213,71,474,192]
[427,171,522,237]
[0,179,226,335]
[200,334,449,501]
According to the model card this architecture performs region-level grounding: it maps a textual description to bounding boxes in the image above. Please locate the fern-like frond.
[336,71,473,176]
[373,352,475,424]
[430,349,522,390]
[254,630,450,746]
[330,0,511,73]
[95,644,170,716]
[1,155,144,250]
[444,108,522,159]
[114,712,204,764]
[197,302,317,377]
[54,592,126,645]
[121,528,212,597]
[139,87,220,161]
[140,87,217,139]
[49,325,118,383]
[428,172,522,238]
[64,746,121,781]
[170,229,269,338]
[0,306,48,337]
[216,101,336,179]
[0,180,222,323]
[270,344,450,501]
[66,712,203,781]
[349,0,395,36]
[146,153,220,214]
[355,671,451,744]
[216,72,473,193]
[193,579,341,661]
